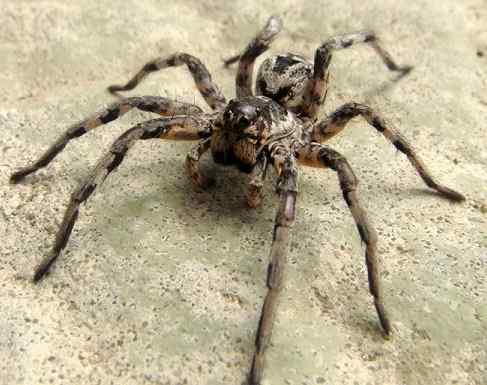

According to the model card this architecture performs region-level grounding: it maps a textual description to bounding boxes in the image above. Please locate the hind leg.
[296,142,391,335]
[32,114,210,281]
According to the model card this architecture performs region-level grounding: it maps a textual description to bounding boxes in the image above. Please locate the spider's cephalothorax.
[10,15,465,385]
[211,96,297,172]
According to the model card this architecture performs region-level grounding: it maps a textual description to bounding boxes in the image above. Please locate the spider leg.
[222,53,241,68]
[310,102,465,201]
[223,15,283,69]
[296,143,391,336]
[246,154,269,208]
[107,53,226,110]
[9,97,203,183]
[250,147,297,385]
[301,31,412,119]
[227,15,283,98]
[32,114,211,282]
[185,137,213,189]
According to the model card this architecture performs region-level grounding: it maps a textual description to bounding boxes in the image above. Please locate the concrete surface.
[1,1,486,384]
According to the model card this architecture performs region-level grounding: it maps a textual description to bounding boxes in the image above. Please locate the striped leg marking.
[232,15,283,98]
[108,53,226,110]
[9,96,203,183]
[32,115,208,282]
[301,31,412,119]
[185,137,212,189]
[246,154,268,208]
[296,143,391,336]
[311,102,465,201]
[250,152,297,385]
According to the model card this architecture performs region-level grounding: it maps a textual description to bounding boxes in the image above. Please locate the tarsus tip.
[9,171,25,184]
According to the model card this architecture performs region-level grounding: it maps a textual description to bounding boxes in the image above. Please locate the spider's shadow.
[361,69,412,103]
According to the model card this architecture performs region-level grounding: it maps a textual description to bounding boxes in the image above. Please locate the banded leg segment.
[9,97,203,183]
[296,143,390,336]
[246,154,268,208]
[311,102,465,201]
[32,115,209,282]
[250,149,297,385]
[301,31,412,118]
[231,15,283,98]
[108,53,226,110]
[185,137,212,189]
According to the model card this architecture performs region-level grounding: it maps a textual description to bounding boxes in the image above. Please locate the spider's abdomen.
[256,54,313,111]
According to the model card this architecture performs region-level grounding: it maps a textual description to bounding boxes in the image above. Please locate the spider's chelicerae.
[11,15,465,385]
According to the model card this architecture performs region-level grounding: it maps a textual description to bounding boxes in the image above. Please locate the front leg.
[302,31,412,119]
[296,143,391,336]
[185,138,213,189]
[246,154,268,208]
[10,97,203,183]
[250,149,297,385]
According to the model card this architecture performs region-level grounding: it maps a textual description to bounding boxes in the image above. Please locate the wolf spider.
[10,15,464,385]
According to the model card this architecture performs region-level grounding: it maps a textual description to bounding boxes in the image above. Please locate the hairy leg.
[185,137,212,189]
[246,154,268,208]
[108,53,226,110]
[9,97,204,183]
[310,102,465,201]
[224,15,283,98]
[301,31,412,118]
[250,147,297,385]
[32,115,211,282]
[296,143,390,336]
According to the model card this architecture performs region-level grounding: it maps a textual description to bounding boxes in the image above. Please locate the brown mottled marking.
[9,97,203,184]
[311,102,465,201]
[108,53,226,110]
[296,142,391,335]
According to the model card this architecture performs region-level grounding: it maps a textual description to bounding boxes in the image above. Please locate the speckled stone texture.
[1,1,486,384]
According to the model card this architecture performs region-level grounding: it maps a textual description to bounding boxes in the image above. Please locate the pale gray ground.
[1,1,486,384]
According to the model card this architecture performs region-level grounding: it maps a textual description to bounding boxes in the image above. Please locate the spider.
[10,15,465,385]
